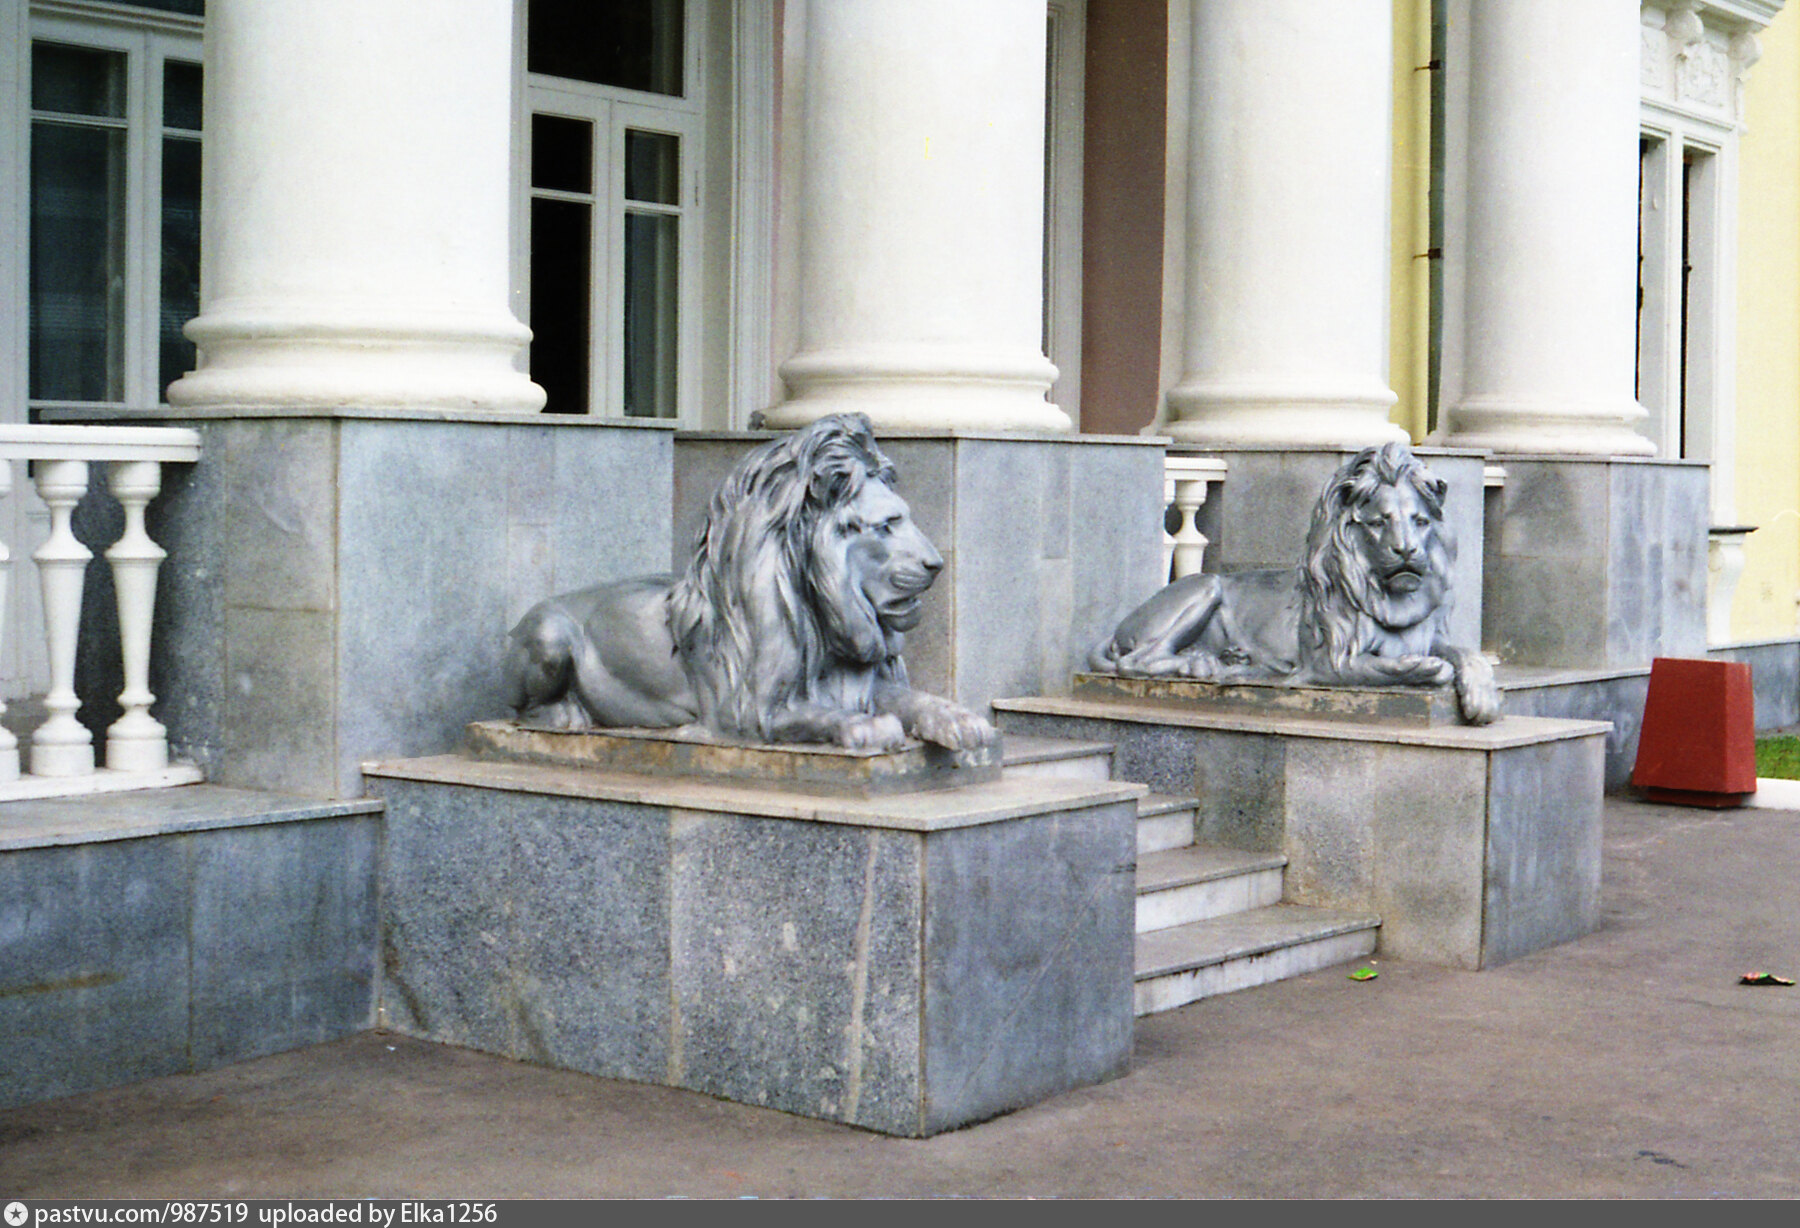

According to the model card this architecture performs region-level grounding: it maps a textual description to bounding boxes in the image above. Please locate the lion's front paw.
[839,713,907,752]
[1452,654,1502,726]
[910,699,998,752]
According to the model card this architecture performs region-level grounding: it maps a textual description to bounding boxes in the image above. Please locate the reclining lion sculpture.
[1089,443,1501,725]
[505,413,996,752]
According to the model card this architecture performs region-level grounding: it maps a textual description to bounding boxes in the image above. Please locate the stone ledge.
[363,753,1144,832]
[1073,671,1462,726]
[995,694,1611,750]
[0,785,385,852]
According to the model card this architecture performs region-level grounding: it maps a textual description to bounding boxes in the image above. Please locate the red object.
[1631,657,1756,807]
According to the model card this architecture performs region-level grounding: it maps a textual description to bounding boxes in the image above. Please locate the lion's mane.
[667,415,903,741]
[1297,442,1455,680]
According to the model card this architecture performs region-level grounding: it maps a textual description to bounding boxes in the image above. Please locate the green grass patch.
[1754,735,1800,780]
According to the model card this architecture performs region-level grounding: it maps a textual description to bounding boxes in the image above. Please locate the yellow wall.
[1389,0,1433,441]
[1733,5,1800,640]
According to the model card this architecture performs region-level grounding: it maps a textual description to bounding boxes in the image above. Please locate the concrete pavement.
[2,797,1797,1198]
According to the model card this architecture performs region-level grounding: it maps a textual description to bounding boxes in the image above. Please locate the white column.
[166,0,543,413]
[105,461,170,772]
[763,0,1069,433]
[1161,0,1405,449]
[1441,0,1653,456]
[31,460,93,778]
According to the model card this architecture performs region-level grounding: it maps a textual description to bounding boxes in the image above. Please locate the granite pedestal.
[364,753,1141,1137]
[995,695,1607,970]
[0,787,382,1110]
[49,407,676,800]
[1482,456,1708,668]
[674,430,1167,715]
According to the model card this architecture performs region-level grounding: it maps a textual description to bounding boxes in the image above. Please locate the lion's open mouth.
[1384,567,1424,594]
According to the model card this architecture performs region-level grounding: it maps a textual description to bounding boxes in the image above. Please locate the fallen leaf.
[1348,967,1379,982]
[1739,971,1796,986]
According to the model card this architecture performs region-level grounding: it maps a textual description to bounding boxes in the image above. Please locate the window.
[519,0,701,418]
[1637,131,1721,460]
[26,8,202,408]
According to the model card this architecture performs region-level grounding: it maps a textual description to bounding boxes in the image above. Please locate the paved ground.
[3,797,1797,1199]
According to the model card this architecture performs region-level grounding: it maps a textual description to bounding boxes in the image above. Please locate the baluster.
[31,459,93,777]
[0,458,16,782]
[1169,477,1212,579]
[1161,475,1178,581]
[106,460,169,771]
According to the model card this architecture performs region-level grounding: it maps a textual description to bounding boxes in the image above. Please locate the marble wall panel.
[1482,737,1604,966]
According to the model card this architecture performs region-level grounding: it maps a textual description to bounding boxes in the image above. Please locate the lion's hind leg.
[1098,574,1230,678]
[504,601,593,729]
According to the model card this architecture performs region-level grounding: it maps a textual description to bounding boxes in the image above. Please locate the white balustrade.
[0,424,203,798]
[1163,456,1228,581]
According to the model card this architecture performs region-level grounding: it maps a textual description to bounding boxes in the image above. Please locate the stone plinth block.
[674,430,1167,715]
[1483,457,1708,669]
[1631,657,1756,807]
[1171,445,1488,653]
[365,755,1142,1137]
[0,787,381,1110]
[465,720,1002,796]
[995,697,1608,969]
[74,407,677,798]
[1074,672,1462,726]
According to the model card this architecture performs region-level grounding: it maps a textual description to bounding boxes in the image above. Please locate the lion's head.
[667,414,943,741]
[1297,443,1455,675]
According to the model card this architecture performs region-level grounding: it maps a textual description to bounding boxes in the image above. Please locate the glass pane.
[530,198,593,414]
[30,120,127,401]
[164,60,202,132]
[160,137,202,398]
[531,114,593,193]
[624,129,678,205]
[32,43,125,118]
[622,211,677,418]
[120,1,205,14]
[528,0,683,97]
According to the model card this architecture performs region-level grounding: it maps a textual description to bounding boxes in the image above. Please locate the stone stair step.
[1133,904,1380,1017]
[1135,792,1199,854]
[1000,733,1114,783]
[1135,845,1286,933]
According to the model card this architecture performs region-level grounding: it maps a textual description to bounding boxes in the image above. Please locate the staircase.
[1003,735,1380,1016]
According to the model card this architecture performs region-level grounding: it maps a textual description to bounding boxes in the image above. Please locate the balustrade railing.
[0,424,203,799]
[1163,455,1228,580]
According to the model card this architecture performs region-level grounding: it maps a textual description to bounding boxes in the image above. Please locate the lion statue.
[1089,442,1501,725]
[504,413,997,752]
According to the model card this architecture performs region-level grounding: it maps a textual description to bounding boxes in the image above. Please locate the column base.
[1439,396,1657,457]
[1160,382,1405,448]
[770,346,1070,432]
[170,307,544,414]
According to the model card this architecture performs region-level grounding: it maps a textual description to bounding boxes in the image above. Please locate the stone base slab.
[995,696,1607,970]
[364,755,1142,1136]
[0,787,382,1110]
[1074,672,1461,725]
[465,719,1002,796]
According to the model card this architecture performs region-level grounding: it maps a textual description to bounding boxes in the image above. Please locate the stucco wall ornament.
[1089,443,1501,725]
[505,413,997,752]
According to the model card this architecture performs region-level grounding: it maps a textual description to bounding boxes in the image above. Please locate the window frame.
[22,5,202,412]
[512,0,706,422]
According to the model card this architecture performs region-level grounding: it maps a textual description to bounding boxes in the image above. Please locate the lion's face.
[1340,476,1451,633]
[826,478,943,634]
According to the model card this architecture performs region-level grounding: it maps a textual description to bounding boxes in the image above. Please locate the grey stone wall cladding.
[1483,459,1708,668]
[0,804,378,1111]
[141,416,674,798]
[672,433,1167,714]
[372,776,1136,1136]
[1709,639,1800,730]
